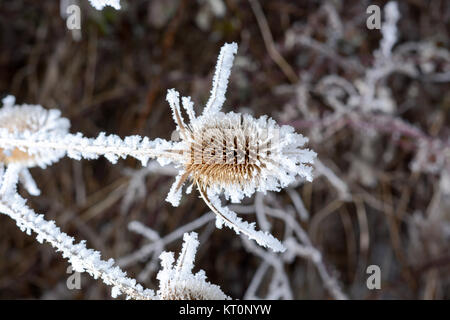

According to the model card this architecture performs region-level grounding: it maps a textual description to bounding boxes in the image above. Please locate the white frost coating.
[89,0,121,10]
[0,96,178,204]
[0,169,155,300]
[203,42,238,115]
[181,96,196,123]
[18,168,41,196]
[2,95,15,108]
[206,191,286,253]
[189,112,316,204]
[166,89,187,138]
[175,232,199,275]
[165,170,186,207]
[0,126,175,168]
[0,171,225,300]
[0,164,20,196]
[0,95,70,168]
[380,1,400,57]
[128,221,160,242]
[156,232,229,300]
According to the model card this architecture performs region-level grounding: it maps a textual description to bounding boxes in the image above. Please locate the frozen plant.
[0,165,156,300]
[0,43,316,253]
[163,43,316,252]
[0,96,173,168]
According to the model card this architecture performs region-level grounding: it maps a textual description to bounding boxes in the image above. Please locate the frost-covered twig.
[0,167,155,300]
[119,213,214,267]
[379,2,400,59]
[244,201,348,300]
[243,261,270,299]
[200,188,285,252]
[286,189,309,221]
[128,221,161,242]
[0,96,174,168]
[314,159,351,200]
[241,237,293,299]
[89,0,121,10]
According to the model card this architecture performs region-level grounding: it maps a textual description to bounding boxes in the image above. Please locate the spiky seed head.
[177,111,316,203]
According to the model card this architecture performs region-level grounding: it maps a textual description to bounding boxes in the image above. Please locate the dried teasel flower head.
[0,95,70,168]
[169,102,315,204]
[162,43,317,252]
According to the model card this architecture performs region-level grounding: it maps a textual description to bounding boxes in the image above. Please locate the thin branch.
[0,192,155,300]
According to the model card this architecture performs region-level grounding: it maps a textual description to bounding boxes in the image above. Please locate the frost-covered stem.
[199,185,286,252]
[244,261,270,299]
[0,132,173,166]
[203,42,237,115]
[0,193,155,300]
[157,232,230,300]
[264,207,348,300]
[380,1,400,58]
[119,213,214,267]
[89,0,121,10]
[128,221,160,242]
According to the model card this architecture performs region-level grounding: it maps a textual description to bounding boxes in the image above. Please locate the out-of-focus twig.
[248,0,299,84]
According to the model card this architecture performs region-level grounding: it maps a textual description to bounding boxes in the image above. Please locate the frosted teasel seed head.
[163,43,317,252]
[0,95,70,168]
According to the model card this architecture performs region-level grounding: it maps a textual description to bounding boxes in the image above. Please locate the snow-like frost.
[163,43,316,252]
[0,167,155,300]
[166,170,187,207]
[156,232,229,300]
[203,42,238,115]
[89,0,121,10]
[0,43,316,255]
[380,2,400,58]
[0,95,70,168]
[207,191,286,252]
[0,97,175,168]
